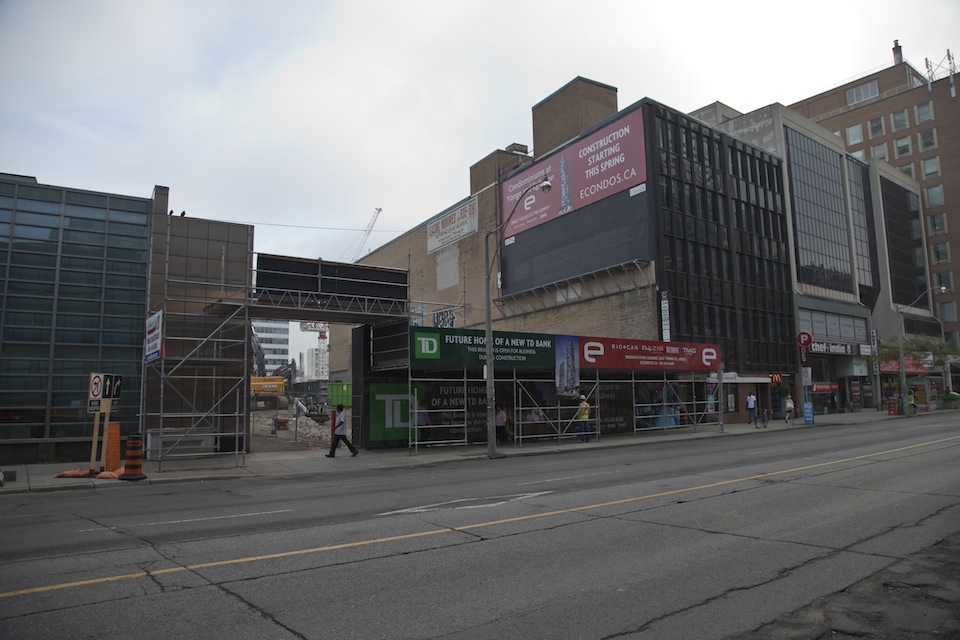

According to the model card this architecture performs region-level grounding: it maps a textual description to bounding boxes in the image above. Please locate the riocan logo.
[701,347,718,368]
[583,341,604,363]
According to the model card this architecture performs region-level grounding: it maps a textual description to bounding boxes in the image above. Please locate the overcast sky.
[1,0,956,358]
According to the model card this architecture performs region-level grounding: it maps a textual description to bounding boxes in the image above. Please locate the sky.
[1,0,957,359]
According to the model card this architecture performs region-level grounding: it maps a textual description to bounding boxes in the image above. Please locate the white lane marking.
[745,449,789,456]
[518,470,622,486]
[377,492,552,516]
[76,509,295,532]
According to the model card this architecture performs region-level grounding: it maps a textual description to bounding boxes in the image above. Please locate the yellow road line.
[3,434,958,599]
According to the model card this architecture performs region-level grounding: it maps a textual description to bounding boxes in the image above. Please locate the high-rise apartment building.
[251,318,290,374]
[788,41,959,351]
[305,345,330,380]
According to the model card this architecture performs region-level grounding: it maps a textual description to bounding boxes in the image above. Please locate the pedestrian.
[495,404,508,444]
[784,395,795,423]
[578,395,591,442]
[746,392,757,425]
[326,404,358,458]
[417,400,431,442]
[908,389,916,415]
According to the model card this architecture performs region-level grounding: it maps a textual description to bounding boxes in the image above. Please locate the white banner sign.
[144,311,163,363]
[427,197,478,253]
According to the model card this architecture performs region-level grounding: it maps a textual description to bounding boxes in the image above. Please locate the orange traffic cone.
[119,438,147,481]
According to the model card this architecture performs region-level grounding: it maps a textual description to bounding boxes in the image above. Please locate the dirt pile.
[251,408,333,451]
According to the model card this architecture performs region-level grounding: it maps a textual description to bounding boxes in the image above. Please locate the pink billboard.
[500,108,647,237]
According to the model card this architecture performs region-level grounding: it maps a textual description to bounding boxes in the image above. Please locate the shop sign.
[811,382,840,392]
[808,341,854,355]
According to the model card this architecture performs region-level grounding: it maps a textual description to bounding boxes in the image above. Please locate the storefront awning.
[879,358,930,375]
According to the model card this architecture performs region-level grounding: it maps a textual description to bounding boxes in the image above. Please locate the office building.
[788,41,958,353]
[0,174,155,460]
[692,102,930,408]
[252,318,290,374]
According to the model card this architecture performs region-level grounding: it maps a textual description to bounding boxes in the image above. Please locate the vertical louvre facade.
[654,107,793,375]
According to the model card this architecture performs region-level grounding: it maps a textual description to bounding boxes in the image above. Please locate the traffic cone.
[118,438,147,481]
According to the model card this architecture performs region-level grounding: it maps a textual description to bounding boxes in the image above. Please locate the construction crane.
[352,207,382,262]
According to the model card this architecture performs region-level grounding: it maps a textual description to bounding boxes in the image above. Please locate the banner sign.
[427,196,478,253]
[501,107,647,238]
[411,328,722,374]
[144,311,163,363]
[411,327,555,369]
[578,336,721,371]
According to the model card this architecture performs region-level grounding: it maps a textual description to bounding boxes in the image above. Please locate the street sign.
[797,331,814,348]
[88,372,122,414]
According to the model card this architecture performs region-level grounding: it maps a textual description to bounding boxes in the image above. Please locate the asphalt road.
[1,417,958,639]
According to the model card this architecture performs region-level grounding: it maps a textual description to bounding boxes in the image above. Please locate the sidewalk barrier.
[119,438,147,481]
[104,422,121,472]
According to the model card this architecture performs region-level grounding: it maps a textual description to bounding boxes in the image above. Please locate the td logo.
[414,332,440,359]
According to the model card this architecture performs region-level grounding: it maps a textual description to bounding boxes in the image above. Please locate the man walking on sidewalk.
[746,392,757,425]
[326,404,359,458]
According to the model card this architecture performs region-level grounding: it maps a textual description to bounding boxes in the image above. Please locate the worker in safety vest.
[578,395,591,443]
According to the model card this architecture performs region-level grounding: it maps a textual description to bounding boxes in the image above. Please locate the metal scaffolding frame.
[142,234,410,467]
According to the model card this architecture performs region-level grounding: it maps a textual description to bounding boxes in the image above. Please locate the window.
[925,184,944,207]
[922,156,941,178]
[918,128,937,152]
[899,163,914,178]
[891,109,909,131]
[869,117,885,139]
[850,149,865,161]
[846,124,863,145]
[934,271,953,292]
[928,213,947,236]
[931,242,950,264]
[846,80,878,105]
[916,101,934,123]
[939,302,958,323]
[871,143,888,161]
[894,136,912,158]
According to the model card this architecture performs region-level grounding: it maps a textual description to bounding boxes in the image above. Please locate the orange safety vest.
[578,401,590,420]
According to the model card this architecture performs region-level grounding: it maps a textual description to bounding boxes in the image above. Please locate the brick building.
[335,77,795,421]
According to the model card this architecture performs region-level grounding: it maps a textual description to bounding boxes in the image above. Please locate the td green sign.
[410,327,555,369]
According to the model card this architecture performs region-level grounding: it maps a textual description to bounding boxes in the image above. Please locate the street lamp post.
[484,179,551,458]
[896,285,946,415]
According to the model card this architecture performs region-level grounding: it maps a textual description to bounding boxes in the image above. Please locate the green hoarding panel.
[410,327,555,369]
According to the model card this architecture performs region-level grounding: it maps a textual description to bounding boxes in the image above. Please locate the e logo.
[583,341,604,363]
[701,347,718,368]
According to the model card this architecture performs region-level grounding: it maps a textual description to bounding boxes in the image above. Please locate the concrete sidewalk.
[0,408,937,494]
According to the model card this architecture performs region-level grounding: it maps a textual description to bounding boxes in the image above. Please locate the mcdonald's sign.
[771,372,783,384]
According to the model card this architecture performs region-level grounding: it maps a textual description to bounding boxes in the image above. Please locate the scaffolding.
[142,232,410,467]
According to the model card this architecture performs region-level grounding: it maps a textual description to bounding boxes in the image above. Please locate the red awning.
[879,358,930,375]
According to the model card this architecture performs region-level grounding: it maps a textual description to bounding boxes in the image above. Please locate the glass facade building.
[0,174,152,453]
[785,128,855,294]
